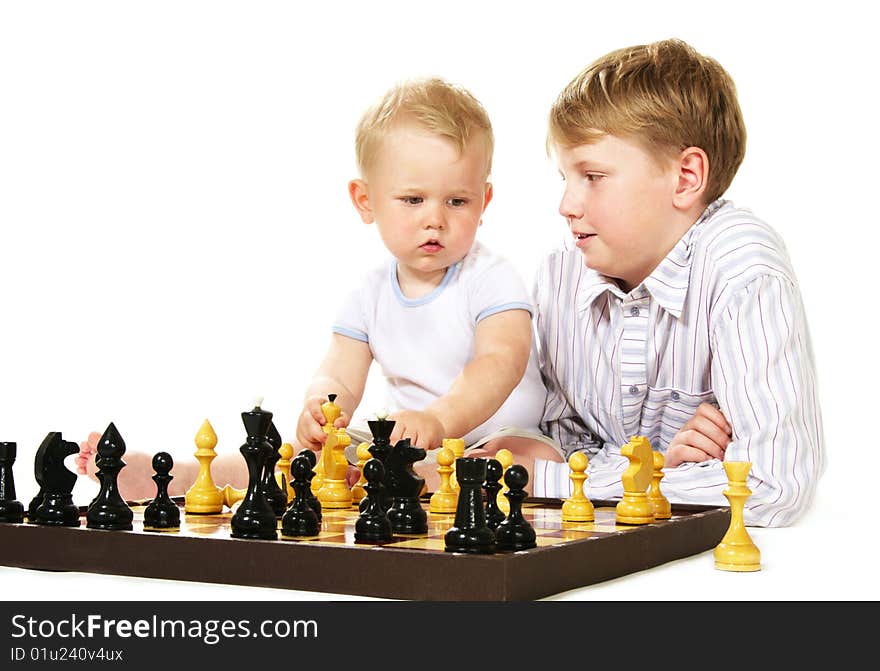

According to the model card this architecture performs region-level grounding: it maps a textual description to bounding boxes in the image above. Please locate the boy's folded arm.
[691,273,825,527]
[426,308,532,440]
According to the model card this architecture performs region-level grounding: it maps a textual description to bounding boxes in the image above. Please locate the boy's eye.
[585,173,603,182]
[447,198,468,207]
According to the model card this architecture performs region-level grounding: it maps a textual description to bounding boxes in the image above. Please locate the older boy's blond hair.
[548,39,746,203]
[355,77,494,178]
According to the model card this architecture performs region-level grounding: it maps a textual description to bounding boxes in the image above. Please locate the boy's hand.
[389,410,446,451]
[295,395,349,451]
[665,403,732,468]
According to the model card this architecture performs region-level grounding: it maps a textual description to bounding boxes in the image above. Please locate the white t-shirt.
[333,241,547,446]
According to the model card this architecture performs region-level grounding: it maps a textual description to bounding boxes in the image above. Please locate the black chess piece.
[281,455,321,538]
[230,402,278,540]
[384,438,428,534]
[445,457,495,554]
[32,432,81,527]
[85,423,134,530]
[484,458,506,531]
[298,448,322,522]
[0,442,25,524]
[355,458,393,543]
[358,417,396,513]
[143,452,180,530]
[260,420,288,517]
[495,464,537,552]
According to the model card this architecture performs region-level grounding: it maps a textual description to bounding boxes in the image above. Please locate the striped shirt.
[533,199,825,527]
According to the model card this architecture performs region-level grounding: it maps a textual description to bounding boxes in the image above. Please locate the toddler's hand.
[665,403,732,468]
[75,432,102,477]
[389,410,445,451]
[295,395,349,451]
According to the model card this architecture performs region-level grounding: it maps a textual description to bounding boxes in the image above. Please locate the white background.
[1,1,877,601]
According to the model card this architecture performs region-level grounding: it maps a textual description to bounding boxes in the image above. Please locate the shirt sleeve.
[533,256,604,457]
[659,274,826,527]
[468,257,535,324]
[332,285,369,343]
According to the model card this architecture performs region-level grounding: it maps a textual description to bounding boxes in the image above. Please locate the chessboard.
[0,496,729,601]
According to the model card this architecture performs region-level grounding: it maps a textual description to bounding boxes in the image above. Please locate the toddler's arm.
[396,309,531,449]
[296,333,373,451]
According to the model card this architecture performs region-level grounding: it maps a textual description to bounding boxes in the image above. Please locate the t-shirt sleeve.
[468,258,535,325]
[332,285,369,343]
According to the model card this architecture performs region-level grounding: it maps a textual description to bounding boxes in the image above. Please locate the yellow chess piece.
[318,427,353,509]
[184,419,224,513]
[445,438,465,494]
[648,450,671,519]
[429,447,457,514]
[562,452,594,522]
[220,483,245,510]
[495,448,513,516]
[615,436,655,525]
[714,461,761,572]
[311,394,341,496]
[351,441,371,503]
[277,443,295,504]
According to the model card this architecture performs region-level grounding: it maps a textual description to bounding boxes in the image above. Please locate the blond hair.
[548,39,746,203]
[355,77,494,178]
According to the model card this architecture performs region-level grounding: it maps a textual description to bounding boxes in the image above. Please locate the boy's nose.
[558,189,583,221]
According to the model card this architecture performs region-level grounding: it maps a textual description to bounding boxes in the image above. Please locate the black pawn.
[484,458,506,531]
[86,423,134,530]
[230,403,278,540]
[260,421,287,517]
[32,432,81,527]
[298,448,322,522]
[355,458,392,544]
[0,442,25,524]
[495,464,536,552]
[444,458,495,554]
[143,452,180,530]
[384,438,428,534]
[281,455,320,537]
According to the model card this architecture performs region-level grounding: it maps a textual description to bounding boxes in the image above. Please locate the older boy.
[296,77,561,491]
[531,39,825,527]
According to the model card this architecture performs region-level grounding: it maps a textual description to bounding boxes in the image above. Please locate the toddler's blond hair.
[355,77,494,178]
[548,39,746,203]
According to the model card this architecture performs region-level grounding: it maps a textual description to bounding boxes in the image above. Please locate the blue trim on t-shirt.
[475,301,534,323]
[390,259,460,307]
[332,326,369,343]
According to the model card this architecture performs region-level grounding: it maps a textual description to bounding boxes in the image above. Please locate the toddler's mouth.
[421,240,443,252]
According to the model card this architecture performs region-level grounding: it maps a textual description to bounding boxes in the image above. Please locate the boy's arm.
[654,275,825,527]
[392,309,532,449]
[296,333,373,449]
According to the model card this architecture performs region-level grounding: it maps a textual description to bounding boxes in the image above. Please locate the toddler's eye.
[447,198,468,207]
[401,196,423,205]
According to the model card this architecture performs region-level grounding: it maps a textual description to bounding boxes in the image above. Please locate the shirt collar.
[576,199,726,319]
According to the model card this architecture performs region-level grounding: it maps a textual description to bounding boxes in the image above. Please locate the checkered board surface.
[1,498,729,600]
[134,500,686,550]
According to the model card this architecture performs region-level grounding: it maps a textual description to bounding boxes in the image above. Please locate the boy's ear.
[672,147,709,210]
[348,179,374,224]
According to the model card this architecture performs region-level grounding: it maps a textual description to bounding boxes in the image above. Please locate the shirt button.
[671,391,680,401]
[629,385,639,394]
[630,306,640,316]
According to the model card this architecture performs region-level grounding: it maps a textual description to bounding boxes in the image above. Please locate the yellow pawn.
[495,448,514,516]
[615,436,655,525]
[184,419,224,513]
[562,452,594,522]
[351,441,371,503]
[714,461,761,572]
[220,483,245,510]
[445,438,466,493]
[648,450,672,520]
[429,447,457,514]
[278,443,295,504]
